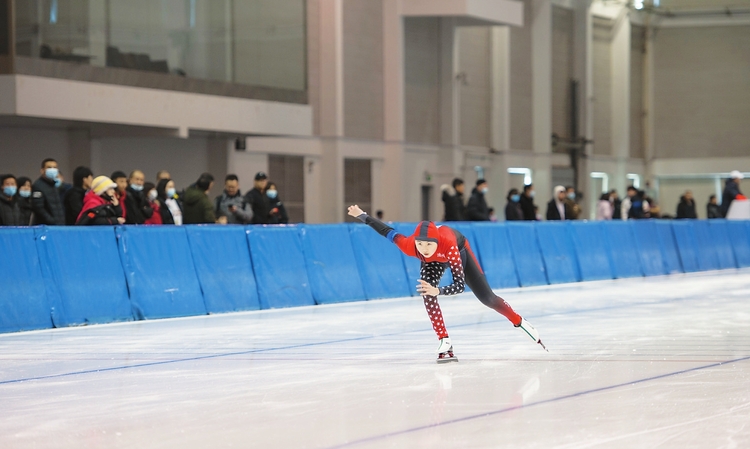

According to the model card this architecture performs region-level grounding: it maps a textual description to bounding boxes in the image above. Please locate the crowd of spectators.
[440,171,745,222]
[0,158,290,227]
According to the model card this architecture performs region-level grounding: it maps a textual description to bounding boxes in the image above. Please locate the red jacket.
[144,201,163,225]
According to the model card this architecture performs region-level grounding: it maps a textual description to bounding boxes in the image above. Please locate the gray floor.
[2,270,749,448]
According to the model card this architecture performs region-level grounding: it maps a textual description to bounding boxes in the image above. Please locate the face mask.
[3,186,17,197]
[45,168,59,180]
[511,194,520,202]
[567,192,576,200]
[54,178,62,188]
[480,187,489,194]
[148,190,158,201]
[19,189,31,198]
[130,184,143,192]
[266,190,278,199]
[530,191,536,198]
[166,188,176,198]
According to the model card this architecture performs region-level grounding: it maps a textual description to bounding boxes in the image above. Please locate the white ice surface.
[1,271,750,449]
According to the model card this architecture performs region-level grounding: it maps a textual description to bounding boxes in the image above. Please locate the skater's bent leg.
[421,262,449,339]
[461,244,522,326]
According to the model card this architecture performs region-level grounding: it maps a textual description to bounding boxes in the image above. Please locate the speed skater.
[347,205,547,364]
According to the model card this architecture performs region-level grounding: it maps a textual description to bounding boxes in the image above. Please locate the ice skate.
[436,337,458,364]
[515,317,548,352]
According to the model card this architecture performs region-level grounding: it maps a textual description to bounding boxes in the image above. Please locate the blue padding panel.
[692,220,721,271]
[246,226,315,308]
[534,222,580,284]
[117,226,207,319]
[185,226,260,313]
[349,224,412,299]
[0,228,52,333]
[726,221,750,268]
[654,221,683,274]
[506,222,548,287]
[630,221,668,276]
[670,221,700,272]
[300,224,366,304]
[394,223,422,296]
[569,222,614,281]
[35,227,133,326]
[601,221,643,278]
[705,220,737,270]
[471,223,519,289]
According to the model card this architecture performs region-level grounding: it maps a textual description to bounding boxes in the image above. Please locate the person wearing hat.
[244,171,272,225]
[466,179,491,221]
[346,204,546,363]
[76,176,125,225]
[721,170,745,217]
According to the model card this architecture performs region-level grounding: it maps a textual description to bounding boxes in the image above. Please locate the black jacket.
[466,188,490,221]
[676,197,697,219]
[441,186,465,221]
[76,204,123,226]
[505,201,523,221]
[519,194,536,221]
[707,203,722,219]
[546,200,565,221]
[159,197,183,225]
[721,179,742,217]
[31,176,65,225]
[63,186,87,226]
[18,196,33,225]
[628,193,646,219]
[0,195,23,226]
[268,198,289,224]
[612,198,622,219]
[124,186,154,225]
[245,188,271,225]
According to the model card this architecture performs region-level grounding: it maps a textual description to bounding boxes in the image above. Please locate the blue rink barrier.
[35,227,133,326]
[569,222,614,281]
[117,226,207,319]
[630,221,668,276]
[601,221,643,278]
[704,220,737,270]
[185,226,260,313]
[299,224,366,304]
[692,220,722,271]
[654,221,683,274]
[246,226,315,309]
[534,222,580,284]
[348,224,412,299]
[471,223,519,289]
[506,222,548,287]
[0,228,53,333]
[671,221,701,272]
[726,221,750,267]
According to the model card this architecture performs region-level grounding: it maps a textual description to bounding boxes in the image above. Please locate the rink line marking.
[326,355,750,449]
[0,289,745,386]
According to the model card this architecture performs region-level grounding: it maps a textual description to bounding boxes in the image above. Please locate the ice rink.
[2,270,750,449]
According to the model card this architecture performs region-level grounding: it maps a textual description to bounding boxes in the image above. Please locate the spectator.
[156,170,171,183]
[610,189,622,220]
[0,174,22,226]
[519,184,536,221]
[183,173,219,224]
[441,178,466,221]
[214,174,253,224]
[504,188,523,221]
[466,179,490,221]
[63,166,93,225]
[488,207,498,222]
[124,170,154,224]
[156,179,183,225]
[596,193,613,220]
[245,172,271,224]
[143,182,162,225]
[546,185,567,221]
[721,170,744,217]
[31,158,65,225]
[111,171,129,222]
[56,172,72,204]
[622,186,648,220]
[76,176,125,226]
[376,210,384,220]
[266,182,289,224]
[564,186,581,220]
[707,195,722,219]
[534,205,542,221]
[16,177,33,225]
[676,191,697,219]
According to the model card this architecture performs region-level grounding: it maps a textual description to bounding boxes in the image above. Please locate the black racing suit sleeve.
[355,213,394,239]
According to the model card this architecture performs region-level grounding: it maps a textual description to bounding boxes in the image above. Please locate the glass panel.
[13,0,306,90]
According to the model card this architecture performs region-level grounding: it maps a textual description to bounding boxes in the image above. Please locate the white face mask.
[148,190,158,201]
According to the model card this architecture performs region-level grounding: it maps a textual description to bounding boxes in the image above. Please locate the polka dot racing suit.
[356,216,522,341]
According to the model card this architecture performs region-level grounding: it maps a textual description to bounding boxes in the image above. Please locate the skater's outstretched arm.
[347,205,401,242]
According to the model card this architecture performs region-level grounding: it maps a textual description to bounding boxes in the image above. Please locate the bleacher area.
[2,219,749,334]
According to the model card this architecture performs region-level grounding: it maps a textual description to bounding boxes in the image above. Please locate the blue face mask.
[480,187,489,194]
[45,168,59,180]
[130,184,143,192]
[266,190,278,199]
[54,178,62,188]
[567,192,576,200]
[19,189,31,198]
[166,188,176,198]
[3,186,17,197]
[511,194,520,202]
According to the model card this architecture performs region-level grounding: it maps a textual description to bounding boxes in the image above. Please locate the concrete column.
[611,7,631,191]
[439,18,459,148]
[574,0,594,217]
[490,26,511,152]
[531,0,552,205]
[318,0,344,137]
[643,17,655,177]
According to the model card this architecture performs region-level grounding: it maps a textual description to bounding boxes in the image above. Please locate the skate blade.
[436,356,459,364]
[538,340,549,352]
